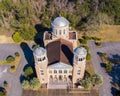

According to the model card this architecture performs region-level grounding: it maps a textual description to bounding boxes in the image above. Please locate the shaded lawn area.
[22,89,99,96]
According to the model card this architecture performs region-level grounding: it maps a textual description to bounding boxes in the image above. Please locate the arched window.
[54,70,57,74]
[40,69,44,75]
[56,29,57,35]
[77,68,81,75]
[59,30,61,35]
[38,58,41,61]
[42,57,46,60]
[63,29,65,34]
[49,70,52,74]
[59,70,62,73]
[79,58,82,61]
[64,70,67,74]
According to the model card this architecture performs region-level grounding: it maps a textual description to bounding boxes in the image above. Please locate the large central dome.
[52,17,69,27]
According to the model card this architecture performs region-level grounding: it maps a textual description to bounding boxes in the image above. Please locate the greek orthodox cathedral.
[33,17,87,89]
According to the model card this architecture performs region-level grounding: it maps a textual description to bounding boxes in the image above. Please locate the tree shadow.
[107,54,120,96]
[34,24,49,47]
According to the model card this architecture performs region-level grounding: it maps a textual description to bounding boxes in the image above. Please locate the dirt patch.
[0,35,14,43]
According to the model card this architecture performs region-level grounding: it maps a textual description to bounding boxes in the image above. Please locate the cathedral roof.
[52,17,69,27]
[46,38,73,66]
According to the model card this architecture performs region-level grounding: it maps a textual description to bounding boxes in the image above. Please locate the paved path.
[0,42,34,96]
[88,41,120,96]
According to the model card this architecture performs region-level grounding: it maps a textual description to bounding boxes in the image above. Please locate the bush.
[91,74,103,85]
[11,65,15,70]
[6,55,15,63]
[82,36,91,40]
[22,80,30,89]
[105,63,113,72]
[24,66,33,77]
[0,87,6,96]
[82,45,89,52]
[81,78,93,90]
[15,52,20,57]
[12,32,23,43]
[32,44,39,50]
[30,77,41,90]
[86,53,91,60]
[3,81,8,87]
[95,42,102,46]
[79,39,87,44]
[91,37,101,41]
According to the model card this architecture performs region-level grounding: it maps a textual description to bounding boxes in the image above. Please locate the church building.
[33,17,87,89]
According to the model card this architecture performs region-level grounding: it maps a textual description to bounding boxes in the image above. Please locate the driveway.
[0,42,34,96]
[88,41,120,96]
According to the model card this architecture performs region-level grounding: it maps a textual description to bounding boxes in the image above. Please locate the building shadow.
[34,24,49,47]
[61,44,73,66]
[20,42,34,67]
[20,42,37,82]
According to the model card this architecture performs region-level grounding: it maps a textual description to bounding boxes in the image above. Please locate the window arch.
[77,68,81,75]
[54,70,57,74]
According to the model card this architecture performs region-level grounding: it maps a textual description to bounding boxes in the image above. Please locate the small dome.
[52,17,69,27]
[74,47,87,56]
[34,47,46,56]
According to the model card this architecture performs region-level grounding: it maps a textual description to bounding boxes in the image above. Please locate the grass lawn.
[22,88,99,96]
[87,25,120,42]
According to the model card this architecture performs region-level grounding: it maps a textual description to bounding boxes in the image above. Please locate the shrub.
[24,66,33,77]
[91,37,101,41]
[30,77,41,90]
[81,78,93,90]
[3,81,8,87]
[91,74,103,85]
[82,36,91,40]
[11,65,15,70]
[95,42,102,46]
[6,55,15,63]
[82,45,89,52]
[0,87,6,96]
[15,52,20,57]
[22,80,30,89]
[79,39,87,44]
[105,63,113,72]
[12,32,23,43]
[32,44,39,50]
[86,53,91,60]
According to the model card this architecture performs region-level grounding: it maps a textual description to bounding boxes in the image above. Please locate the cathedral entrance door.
[59,75,62,81]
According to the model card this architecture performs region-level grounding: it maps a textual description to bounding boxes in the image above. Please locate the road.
[0,42,34,96]
[88,41,120,96]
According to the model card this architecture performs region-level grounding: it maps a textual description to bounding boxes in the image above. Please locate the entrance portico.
[47,62,73,84]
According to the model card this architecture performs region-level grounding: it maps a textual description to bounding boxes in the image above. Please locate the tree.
[30,77,41,90]
[81,78,93,90]
[22,80,30,89]
[6,55,15,63]
[12,32,23,43]
[91,74,103,85]
[86,53,91,60]
[14,52,20,57]
[24,66,33,77]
